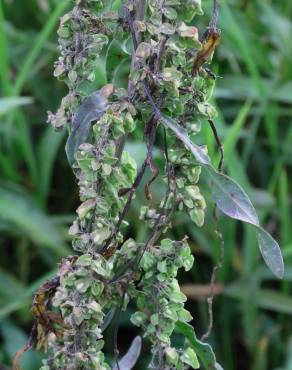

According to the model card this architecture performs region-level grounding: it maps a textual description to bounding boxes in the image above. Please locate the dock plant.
[14,1,284,369]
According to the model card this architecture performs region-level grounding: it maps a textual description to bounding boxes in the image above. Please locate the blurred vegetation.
[0,0,291,369]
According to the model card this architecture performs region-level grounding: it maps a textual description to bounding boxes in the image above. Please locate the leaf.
[0,97,33,114]
[0,184,68,256]
[158,114,284,278]
[113,57,131,88]
[0,319,43,370]
[160,115,211,165]
[256,227,284,279]
[181,347,200,369]
[0,270,56,320]
[209,171,259,225]
[224,283,292,315]
[37,125,65,202]
[11,0,69,96]
[216,101,251,164]
[175,321,223,370]
[106,39,128,82]
[0,270,24,304]
[65,91,108,165]
[112,336,142,370]
[209,170,284,278]
[215,76,262,101]
[121,36,134,56]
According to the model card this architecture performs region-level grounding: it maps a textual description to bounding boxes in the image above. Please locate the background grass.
[0,0,291,369]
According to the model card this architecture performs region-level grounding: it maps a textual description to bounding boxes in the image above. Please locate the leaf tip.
[256,228,284,279]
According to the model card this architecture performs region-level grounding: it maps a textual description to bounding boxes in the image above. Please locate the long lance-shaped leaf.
[141,85,211,166]
[158,113,284,278]
[0,97,33,115]
[256,227,284,279]
[208,170,259,225]
[112,336,142,370]
[159,115,211,165]
[175,321,223,370]
[0,185,68,256]
[65,91,108,165]
[209,170,284,278]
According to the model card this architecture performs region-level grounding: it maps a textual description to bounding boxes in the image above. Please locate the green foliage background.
[0,0,291,369]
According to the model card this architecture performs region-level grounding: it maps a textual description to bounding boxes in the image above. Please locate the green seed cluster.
[43,1,139,368]
[131,238,198,369]
[48,0,110,129]
[130,0,217,229]
[169,149,206,227]
[41,253,113,370]
[43,93,138,368]
[69,106,137,252]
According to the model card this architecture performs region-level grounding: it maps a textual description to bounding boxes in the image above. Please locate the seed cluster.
[42,0,219,369]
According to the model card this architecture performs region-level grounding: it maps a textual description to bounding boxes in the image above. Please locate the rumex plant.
[13,0,284,369]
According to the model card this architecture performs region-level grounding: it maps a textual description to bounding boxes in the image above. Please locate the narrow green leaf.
[37,125,65,202]
[219,100,252,161]
[106,39,128,82]
[0,97,32,114]
[0,319,43,370]
[113,57,131,88]
[0,270,24,303]
[220,3,265,97]
[224,283,292,315]
[0,185,68,255]
[0,270,56,319]
[12,0,69,96]
[181,347,200,369]
[0,1,12,95]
